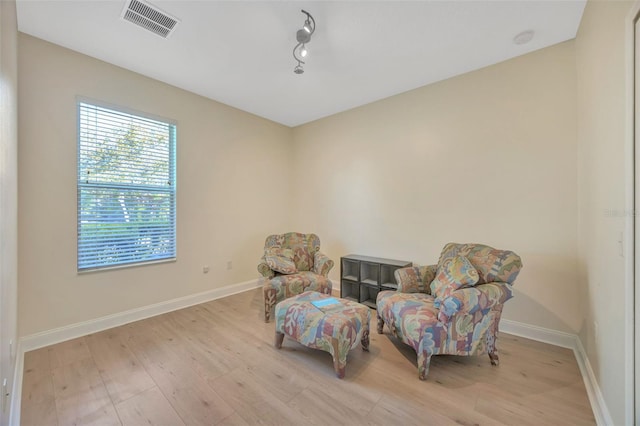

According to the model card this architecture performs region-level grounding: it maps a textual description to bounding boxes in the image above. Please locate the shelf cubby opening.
[359,285,379,309]
[360,262,379,286]
[341,280,359,302]
[380,264,401,288]
[341,259,359,281]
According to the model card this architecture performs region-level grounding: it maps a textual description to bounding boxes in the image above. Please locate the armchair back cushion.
[430,255,479,305]
[264,232,320,272]
[437,242,522,285]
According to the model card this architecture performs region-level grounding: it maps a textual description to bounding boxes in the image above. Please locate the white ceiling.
[16,0,586,127]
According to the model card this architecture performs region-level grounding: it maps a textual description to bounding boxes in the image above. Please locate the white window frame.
[76,98,177,272]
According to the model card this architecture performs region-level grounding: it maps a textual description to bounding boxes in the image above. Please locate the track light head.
[296,29,311,44]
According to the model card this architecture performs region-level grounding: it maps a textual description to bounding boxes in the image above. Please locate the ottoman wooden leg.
[331,340,346,379]
[333,358,346,379]
[275,332,285,349]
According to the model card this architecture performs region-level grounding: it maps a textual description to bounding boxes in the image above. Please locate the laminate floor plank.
[85,330,157,404]
[367,390,501,426]
[51,357,120,426]
[288,385,376,426]
[21,287,596,426]
[21,351,55,406]
[21,347,58,425]
[114,386,185,426]
[157,325,245,381]
[142,359,235,426]
[48,337,92,370]
[23,347,51,374]
[20,397,59,426]
[217,412,252,426]
[363,366,503,426]
[210,367,310,425]
[124,321,185,367]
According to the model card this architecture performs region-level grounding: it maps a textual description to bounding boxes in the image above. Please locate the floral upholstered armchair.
[258,232,334,322]
[376,242,522,380]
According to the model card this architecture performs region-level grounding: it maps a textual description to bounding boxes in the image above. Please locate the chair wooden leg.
[264,288,276,323]
[486,332,499,365]
[417,350,432,380]
[486,306,503,366]
[377,313,385,334]
[264,299,271,322]
[488,351,499,366]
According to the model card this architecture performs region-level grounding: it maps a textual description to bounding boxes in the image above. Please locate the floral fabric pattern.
[377,243,522,380]
[313,252,333,277]
[393,265,437,293]
[264,247,297,274]
[437,242,522,284]
[430,255,479,308]
[275,291,371,378]
[258,233,335,322]
[264,232,320,272]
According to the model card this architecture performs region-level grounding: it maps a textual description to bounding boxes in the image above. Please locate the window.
[77,100,176,271]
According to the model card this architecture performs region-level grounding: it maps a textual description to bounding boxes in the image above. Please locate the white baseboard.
[500,318,576,348]
[20,279,261,352]
[501,319,612,426]
[8,340,23,426]
[572,337,614,426]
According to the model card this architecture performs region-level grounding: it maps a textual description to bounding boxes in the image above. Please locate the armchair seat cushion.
[267,271,332,301]
[377,291,438,352]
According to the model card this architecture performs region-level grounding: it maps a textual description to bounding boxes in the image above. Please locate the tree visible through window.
[77,101,176,271]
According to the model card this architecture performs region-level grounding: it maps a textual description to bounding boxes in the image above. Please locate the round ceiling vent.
[513,30,535,45]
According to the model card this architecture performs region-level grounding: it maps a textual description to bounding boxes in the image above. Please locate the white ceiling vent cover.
[121,0,179,39]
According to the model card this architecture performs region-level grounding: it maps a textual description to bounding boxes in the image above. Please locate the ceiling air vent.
[121,0,179,39]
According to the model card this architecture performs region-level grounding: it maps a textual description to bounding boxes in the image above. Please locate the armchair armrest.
[313,252,334,277]
[394,265,437,293]
[436,282,514,323]
[257,261,275,279]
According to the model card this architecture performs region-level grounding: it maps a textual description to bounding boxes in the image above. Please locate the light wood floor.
[21,288,595,426]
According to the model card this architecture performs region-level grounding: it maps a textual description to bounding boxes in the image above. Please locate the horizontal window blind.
[77,101,176,271]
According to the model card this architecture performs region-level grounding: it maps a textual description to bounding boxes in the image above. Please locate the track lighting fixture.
[293,9,315,74]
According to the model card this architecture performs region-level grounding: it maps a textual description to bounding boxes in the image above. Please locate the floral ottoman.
[274,291,371,378]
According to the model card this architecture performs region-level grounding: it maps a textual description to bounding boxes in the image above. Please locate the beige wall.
[18,34,293,336]
[575,1,633,424]
[292,41,580,334]
[0,0,18,423]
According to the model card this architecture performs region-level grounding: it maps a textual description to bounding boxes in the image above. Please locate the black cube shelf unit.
[340,254,412,309]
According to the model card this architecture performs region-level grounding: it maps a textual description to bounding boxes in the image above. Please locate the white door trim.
[627,2,640,424]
